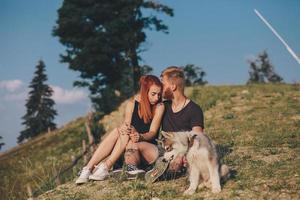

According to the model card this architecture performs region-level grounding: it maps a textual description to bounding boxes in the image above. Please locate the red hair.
[138,75,163,123]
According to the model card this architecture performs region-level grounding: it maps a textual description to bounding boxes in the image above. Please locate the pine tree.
[182,64,207,86]
[53,0,173,114]
[247,51,283,84]
[18,60,57,143]
[140,65,153,75]
[259,51,283,83]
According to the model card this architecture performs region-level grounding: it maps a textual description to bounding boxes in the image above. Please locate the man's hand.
[169,155,185,171]
[182,156,188,167]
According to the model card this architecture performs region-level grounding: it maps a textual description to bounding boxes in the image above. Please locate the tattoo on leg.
[125,148,138,158]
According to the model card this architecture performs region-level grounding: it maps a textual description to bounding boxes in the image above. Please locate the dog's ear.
[161,131,174,139]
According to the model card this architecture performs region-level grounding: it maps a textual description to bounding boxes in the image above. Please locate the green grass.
[1,84,300,200]
[0,117,93,200]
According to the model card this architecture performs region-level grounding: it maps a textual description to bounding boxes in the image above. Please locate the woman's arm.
[139,103,165,141]
[124,99,134,124]
[119,99,135,135]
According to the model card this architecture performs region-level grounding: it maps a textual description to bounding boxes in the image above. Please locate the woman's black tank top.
[130,101,158,145]
[131,100,151,134]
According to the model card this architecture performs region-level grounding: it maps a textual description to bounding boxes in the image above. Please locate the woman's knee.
[104,128,119,140]
[136,142,157,151]
[149,147,159,164]
[112,128,119,136]
[126,140,138,150]
[137,142,159,164]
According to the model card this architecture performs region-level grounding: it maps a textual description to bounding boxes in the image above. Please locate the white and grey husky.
[159,131,230,195]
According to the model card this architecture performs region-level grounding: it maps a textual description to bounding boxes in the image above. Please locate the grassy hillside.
[1,84,299,200]
[0,100,128,200]
[0,117,87,200]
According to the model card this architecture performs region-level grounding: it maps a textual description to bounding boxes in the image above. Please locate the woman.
[76,75,164,184]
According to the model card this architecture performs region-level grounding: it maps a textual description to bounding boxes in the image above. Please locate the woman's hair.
[138,75,163,124]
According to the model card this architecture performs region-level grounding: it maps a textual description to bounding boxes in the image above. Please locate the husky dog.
[159,131,230,195]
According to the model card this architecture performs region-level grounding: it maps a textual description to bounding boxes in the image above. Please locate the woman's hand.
[129,126,140,143]
[119,123,132,136]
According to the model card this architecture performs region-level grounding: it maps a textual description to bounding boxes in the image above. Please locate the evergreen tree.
[248,61,264,83]
[53,0,173,114]
[18,60,57,143]
[140,65,153,75]
[247,51,283,84]
[0,136,4,150]
[182,64,207,86]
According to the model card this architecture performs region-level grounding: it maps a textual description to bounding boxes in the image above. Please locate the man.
[160,66,204,171]
[124,66,204,179]
[145,66,204,182]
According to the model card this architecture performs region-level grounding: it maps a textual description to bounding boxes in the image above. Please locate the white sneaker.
[89,163,109,181]
[75,167,91,184]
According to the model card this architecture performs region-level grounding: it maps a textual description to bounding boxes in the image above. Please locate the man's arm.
[192,126,203,134]
[190,101,204,134]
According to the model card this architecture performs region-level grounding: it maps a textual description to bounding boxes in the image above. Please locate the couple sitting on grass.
[76,66,204,184]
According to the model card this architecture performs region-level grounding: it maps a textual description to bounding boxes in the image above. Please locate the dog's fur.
[158,131,230,195]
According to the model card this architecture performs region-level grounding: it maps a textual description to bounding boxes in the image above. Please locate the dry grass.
[1,84,300,200]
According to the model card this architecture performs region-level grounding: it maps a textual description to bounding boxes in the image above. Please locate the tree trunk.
[130,48,141,93]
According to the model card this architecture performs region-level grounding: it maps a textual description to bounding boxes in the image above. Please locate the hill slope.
[1,84,299,200]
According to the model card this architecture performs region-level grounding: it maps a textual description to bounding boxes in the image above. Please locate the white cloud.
[0,80,23,92]
[51,85,88,104]
[3,91,28,101]
[0,82,88,104]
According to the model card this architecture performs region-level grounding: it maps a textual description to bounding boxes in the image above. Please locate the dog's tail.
[220,164,230,182]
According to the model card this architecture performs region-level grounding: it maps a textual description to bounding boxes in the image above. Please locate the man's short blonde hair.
[161,66,185,92]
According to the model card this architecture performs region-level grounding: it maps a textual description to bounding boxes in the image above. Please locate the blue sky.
[0,0,299,151]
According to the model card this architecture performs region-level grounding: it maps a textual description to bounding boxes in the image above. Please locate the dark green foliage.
[140,65,153,75]
[18,60,57,143]
[53,0,173,114]
[182,64,207,86]
[0,136,4,150]
[247,50,283,84]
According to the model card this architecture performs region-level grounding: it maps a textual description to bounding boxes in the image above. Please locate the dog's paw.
[211,185,221,193]
[184,188,196,195]
[220,164,230,181]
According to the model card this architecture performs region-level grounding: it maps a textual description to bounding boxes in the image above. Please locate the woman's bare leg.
[124,140,141,165]
[85,128,120,169]
[136,142,159,164]
[124,141,159,166]
[104,133,130,169]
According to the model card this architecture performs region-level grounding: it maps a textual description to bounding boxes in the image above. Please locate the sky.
[0,0,299,151]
